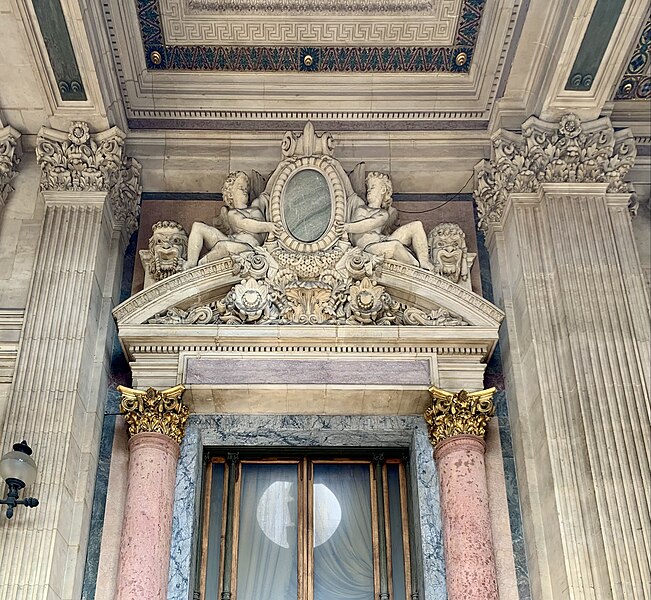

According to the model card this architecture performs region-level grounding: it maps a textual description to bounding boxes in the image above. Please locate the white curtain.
[236,463,299,600]
[313,463,375,600]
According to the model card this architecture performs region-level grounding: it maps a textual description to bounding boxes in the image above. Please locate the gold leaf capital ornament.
[118,384,189,444]
[424,386,496,447]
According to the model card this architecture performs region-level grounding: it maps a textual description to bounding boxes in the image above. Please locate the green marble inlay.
[566,0,626,91]
[31,0,86,101]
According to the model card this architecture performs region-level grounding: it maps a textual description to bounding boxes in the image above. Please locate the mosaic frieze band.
[138,0,483,72]
[615,16,650,100]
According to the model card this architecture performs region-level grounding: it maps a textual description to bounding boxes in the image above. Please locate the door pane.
[205,462,225,599]
[313,463,374,600]
[236,463,299,600]
[387,464,407,600]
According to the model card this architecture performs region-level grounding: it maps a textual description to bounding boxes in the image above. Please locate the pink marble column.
[424,386,498,600]
[435,434,498,600]
[116,432,180,600]
[115,384,188,600]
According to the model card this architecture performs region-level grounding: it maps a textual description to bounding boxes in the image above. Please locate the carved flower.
[68,121,90,145]
[232,278,271,321]
[558,114,581,139]
[348,277,385,323]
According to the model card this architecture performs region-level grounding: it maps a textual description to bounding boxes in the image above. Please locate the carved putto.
[184,171,277,269]
[144,122,473,327]
[345,171,436,272]
[427,222,476,290]
[140,221,188,287]
[475,113,636,230]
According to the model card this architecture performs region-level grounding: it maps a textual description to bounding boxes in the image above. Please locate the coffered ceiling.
[101,0,525,129]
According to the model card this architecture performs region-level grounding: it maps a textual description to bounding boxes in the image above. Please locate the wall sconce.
[0,441,39,519]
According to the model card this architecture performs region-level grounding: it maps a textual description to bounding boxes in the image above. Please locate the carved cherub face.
[148,221,188,279]
[222,171,249,209]
[365,172,393,209]
[428,223,468,282]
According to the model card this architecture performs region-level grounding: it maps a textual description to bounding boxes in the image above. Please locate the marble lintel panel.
[184,357,433,386]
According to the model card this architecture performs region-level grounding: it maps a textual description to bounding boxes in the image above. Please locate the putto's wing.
[250,170,270,199]
[212,205,232,235]
[382,205,399,236]
[348,162,366,199]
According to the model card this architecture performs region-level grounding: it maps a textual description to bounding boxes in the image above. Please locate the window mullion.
[221,452,239,600]
[306,459,314,600]
[374,454,390,600]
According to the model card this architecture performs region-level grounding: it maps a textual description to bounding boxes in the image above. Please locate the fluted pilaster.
[475,114,650,599]
[0,122,141,599]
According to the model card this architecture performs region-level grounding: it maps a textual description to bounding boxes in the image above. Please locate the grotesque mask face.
[428,223,468,282]
[148,221,188,280]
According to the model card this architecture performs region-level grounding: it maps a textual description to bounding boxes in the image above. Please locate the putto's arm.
[344,210,388,234]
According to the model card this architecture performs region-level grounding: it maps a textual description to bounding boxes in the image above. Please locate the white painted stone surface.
[484,183,650,599]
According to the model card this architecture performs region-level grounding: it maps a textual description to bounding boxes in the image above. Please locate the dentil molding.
[474,113,637,230]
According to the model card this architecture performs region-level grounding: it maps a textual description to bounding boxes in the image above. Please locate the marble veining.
[167,414,446,600]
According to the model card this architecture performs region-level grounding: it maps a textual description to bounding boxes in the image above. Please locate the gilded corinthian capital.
[424,386,496,447]
[118,385,189,444]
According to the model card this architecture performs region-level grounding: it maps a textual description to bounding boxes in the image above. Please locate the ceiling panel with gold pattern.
[103,0,526,128]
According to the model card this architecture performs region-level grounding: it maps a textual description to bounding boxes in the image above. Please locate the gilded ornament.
[150,50,162,65]
[118,385,189,444]
[423,386,495,447]
[455,52,467,66]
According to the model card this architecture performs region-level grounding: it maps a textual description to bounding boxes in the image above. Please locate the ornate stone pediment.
[119,122,502,330]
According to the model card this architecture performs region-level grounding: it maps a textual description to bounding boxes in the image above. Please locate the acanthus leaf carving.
[148,245,469,327]
[0,126,21,211]
[474,113,637,230]
[36,122,142,235]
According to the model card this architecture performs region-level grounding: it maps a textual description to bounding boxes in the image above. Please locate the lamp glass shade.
[0,450,37,487]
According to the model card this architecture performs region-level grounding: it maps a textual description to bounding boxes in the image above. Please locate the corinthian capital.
[0,125,22,211]
[36,122,141,235]
[424,386,495,447]
[118,385,189,444]
[474,114,636,230]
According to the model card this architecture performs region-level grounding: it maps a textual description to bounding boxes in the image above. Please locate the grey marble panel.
[185,357,432,385]
[167,414,446,600]
[283,168,332,242]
